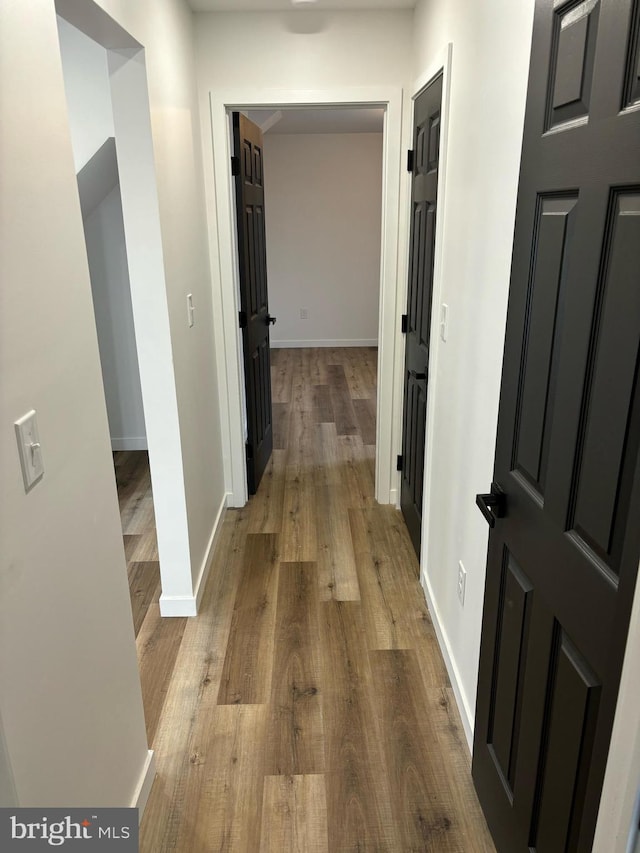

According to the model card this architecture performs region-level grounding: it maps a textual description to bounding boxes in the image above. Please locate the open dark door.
[232,112,275,494]
[473,1,640,851]
[400,73,443,561]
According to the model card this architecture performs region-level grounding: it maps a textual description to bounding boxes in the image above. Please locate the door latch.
[476,482,506,528]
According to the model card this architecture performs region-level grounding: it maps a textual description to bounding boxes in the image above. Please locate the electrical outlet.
[457,560,467,606]
[300,308,309,320]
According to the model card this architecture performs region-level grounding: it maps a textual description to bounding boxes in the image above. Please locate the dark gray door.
[473,1,640,851]
[232,112,275,494]
[400,73,443,560]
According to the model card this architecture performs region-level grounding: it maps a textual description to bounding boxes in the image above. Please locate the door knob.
[409,369,427,380]
[476,483,506,528]
[266,314,277,326]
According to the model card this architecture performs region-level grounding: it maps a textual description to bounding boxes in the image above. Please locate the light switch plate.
[15,410,44,492]
[440,303,449,342]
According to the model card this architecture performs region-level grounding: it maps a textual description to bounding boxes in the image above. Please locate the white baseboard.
[158,492,228,617]
[111,436,148,451]
[131,749,155,820]
[158,594,197,617]
[271,338,378,349]
[193,492,228,612]
[389,487,399,508]
[420,569,474,751]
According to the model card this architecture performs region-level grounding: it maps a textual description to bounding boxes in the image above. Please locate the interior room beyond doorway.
[246,106,384,352]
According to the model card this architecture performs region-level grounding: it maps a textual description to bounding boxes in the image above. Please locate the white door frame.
[206,87,404,508]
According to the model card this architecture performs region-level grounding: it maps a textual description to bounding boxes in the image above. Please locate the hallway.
[138,347,494,851]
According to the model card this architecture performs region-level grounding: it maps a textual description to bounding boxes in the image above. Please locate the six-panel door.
[233,112,274,494]
[473,1,640,850]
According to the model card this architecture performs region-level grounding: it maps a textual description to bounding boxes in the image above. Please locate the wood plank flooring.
[113,449,187,746]
[137,347,494,852]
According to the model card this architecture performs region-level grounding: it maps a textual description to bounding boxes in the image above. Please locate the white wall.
[412,0,536,738]
[195,10,413,90]
[0,0,149,806]
[57,15,114,171]
[263,132,383,347]
[84,185,147,450]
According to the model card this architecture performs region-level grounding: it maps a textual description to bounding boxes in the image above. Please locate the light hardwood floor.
[114,450,161,636]
[131,347,494,852]
[114,450,188,747]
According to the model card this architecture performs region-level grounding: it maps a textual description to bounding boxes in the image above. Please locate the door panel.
[233,112,273,494]
[400,74,442,559]
[473,1,640,851]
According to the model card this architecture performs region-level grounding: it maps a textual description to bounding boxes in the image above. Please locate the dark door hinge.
[407,149,415,172]
[246,442,254,461]
[397,454,403,472]
[239,310,247,329]
[401,314,408,334]
[231,155,240,176]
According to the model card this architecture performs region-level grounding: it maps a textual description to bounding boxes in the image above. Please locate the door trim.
[206,86,403,507]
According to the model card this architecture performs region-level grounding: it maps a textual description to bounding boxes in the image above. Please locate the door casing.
[207,86,404,509]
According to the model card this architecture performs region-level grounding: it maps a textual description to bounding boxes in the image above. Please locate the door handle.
[409,369,427,380]
[476,482,506,528]
[266,314,277,326]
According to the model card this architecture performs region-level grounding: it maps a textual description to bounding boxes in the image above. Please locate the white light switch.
[15,410,44,492]
[187,293,195,327]
[440,303,449,342]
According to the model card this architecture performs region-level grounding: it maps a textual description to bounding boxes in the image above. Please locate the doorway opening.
[56,15,161,637]
[246,106,384,351]
[236,106,384,496]
[207,88,404,511]
[54,0,194,736]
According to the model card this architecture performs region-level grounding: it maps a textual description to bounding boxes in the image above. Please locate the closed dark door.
[473,1,640,851]
[400,73,443,560]
[233,112,274,494]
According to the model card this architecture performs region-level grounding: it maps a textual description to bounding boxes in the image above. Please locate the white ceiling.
[246,107,384,134]
[188,0,413,12]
